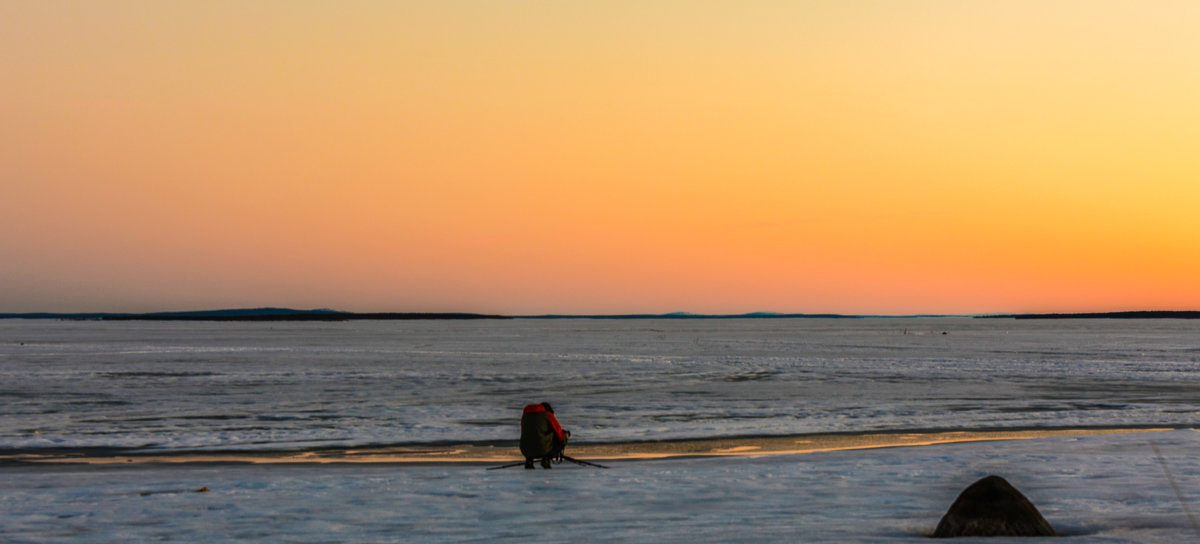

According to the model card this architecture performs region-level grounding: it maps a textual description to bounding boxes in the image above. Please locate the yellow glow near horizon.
[3,1,1199,314]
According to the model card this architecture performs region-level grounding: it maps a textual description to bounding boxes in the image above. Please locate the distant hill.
[143,307,340,318]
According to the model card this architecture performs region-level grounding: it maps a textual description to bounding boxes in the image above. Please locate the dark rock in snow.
[932,475,1057,538]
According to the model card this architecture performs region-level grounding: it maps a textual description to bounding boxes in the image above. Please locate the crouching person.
[520,402,569,469]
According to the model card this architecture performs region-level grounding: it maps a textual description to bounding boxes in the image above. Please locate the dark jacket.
[519,404,566,459]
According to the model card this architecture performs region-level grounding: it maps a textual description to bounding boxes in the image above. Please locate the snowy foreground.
[2,430,1197,543]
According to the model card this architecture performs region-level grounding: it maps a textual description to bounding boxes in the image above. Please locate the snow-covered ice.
[1,430,1197,543]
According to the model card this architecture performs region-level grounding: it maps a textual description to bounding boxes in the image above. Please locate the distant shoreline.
[2,308,1199,321]
[979,311,1200,320]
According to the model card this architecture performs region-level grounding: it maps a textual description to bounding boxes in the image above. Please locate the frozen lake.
[1,318,1199,452]
[1,318,1198,542]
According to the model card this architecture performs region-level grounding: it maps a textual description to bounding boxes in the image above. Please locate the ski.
[562,455,609,469]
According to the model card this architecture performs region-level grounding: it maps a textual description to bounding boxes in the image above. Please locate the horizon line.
[3,307,1200,320]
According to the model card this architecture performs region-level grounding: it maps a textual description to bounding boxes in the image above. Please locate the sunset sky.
[3,1,1199,315]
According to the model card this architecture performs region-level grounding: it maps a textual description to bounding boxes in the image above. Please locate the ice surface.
[1,318,1199,452]
[1,318,1197,542]
[1,430,1197,543]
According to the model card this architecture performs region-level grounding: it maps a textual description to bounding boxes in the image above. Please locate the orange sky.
[3,1,1199,314]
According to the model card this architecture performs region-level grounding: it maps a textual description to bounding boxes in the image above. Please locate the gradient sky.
[3,1,1199,314]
